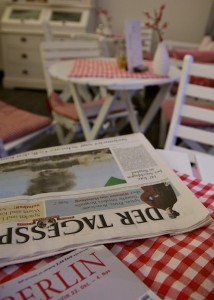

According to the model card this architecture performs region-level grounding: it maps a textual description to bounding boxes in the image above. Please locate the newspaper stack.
[0,133,212,267]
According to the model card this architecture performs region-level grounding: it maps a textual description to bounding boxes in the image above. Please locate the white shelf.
[0,0,97,88]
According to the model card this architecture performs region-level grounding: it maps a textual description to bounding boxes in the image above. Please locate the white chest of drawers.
[1,3,47,89]
[1,1,97,89]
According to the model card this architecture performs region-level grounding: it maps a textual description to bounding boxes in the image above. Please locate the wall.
[98,0,213,43]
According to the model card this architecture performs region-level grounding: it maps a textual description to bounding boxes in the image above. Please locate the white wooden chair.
[195,153,214,183]
[165,37,214,68]
[159,50,214,148]
[157,149,194,176]
[0,101,53,157]
[42,21,53,42]
[163,55,214,182]
[42,23,102,101]
[165,39,199,68]
[141,24,154,59]
[166,36,214,52]
[70,32,111,58]
[166,39,199,50]
[42,21,111,57]
[40,39,130,144]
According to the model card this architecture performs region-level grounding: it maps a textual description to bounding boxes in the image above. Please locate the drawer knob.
[20,37,27,43]
[22,70,29,75]
[21,53,28,59]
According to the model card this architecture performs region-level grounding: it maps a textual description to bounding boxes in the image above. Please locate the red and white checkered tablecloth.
[0,173,214,299]
[68,59,168,79]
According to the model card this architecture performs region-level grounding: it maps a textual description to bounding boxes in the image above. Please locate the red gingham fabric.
[68,59,168,79]
[169,49,214,64]
[0,101,52,143]
[48,92,127,120]
[0,173,213,300]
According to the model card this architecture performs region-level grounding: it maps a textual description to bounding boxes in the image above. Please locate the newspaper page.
[0,133,212,267]
[0,245,160,300]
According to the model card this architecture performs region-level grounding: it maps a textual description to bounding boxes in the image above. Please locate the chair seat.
[170,76,214,96]
[0,101,52,143]
[169,49,214,63]
[48,92,127,121]
[161,99,214,126]
[169,49,214,95]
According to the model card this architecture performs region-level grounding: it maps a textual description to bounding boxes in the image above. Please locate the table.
[49,58,180,141]
[0,173,213,299]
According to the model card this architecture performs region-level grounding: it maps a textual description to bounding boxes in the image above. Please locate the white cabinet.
[46,7,96,37]
[0,0,97,89]
[1,4,46,88]
[1,32,44,88]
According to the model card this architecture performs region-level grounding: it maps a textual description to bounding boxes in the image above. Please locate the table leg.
[89,92,116,140]
[70,83,116,141]
[121,90,141,133]
[140,83,172,133]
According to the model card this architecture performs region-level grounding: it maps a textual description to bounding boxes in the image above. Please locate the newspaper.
[0,133,212,267]
[0,245,160,300]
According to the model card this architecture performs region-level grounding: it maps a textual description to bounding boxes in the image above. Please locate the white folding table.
[49,58,180,141]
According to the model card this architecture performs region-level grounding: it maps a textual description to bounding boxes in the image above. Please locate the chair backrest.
[42,21,110,57]
[70,32,111,57]
[164,55,214,162]
[165,39,199,68]
[165,39,199,51]
[141,24,154,54]
[40,39,102,96]
[42,21,53,41]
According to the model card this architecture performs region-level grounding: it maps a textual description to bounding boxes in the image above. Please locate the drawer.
[2,33,43,49]
[5,48,42,64]
[5,63,44,79]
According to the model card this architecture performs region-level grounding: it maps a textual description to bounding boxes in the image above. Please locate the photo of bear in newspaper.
[140,182,180,219]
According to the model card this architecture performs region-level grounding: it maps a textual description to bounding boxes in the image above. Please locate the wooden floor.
[0,75,161,150]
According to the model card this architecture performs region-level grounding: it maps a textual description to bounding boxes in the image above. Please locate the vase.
[152,41,170,76]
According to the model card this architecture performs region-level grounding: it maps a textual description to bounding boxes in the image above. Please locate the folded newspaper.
[0,245,160,300]
[0,133,212,267]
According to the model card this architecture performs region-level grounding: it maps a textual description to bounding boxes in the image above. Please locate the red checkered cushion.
[48,92,107,120]
[0,101,52,143]
[169,50,214,92]
[161,99,214,126]
[169,49,214,63]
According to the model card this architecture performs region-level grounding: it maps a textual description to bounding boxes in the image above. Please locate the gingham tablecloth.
[0,173,214,300]
[68,58,168,79]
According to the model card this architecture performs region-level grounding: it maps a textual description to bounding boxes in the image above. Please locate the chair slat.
[163,55,214,180]
[43,50,100,60]
[190,62,214,79]
[187,84,214,101]
[182,105,214,123]
[40,39,103,96]
[177,125,214,146]
[41,40,101,50]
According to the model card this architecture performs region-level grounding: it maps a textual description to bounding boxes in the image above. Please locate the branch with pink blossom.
[143,4,168,42]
